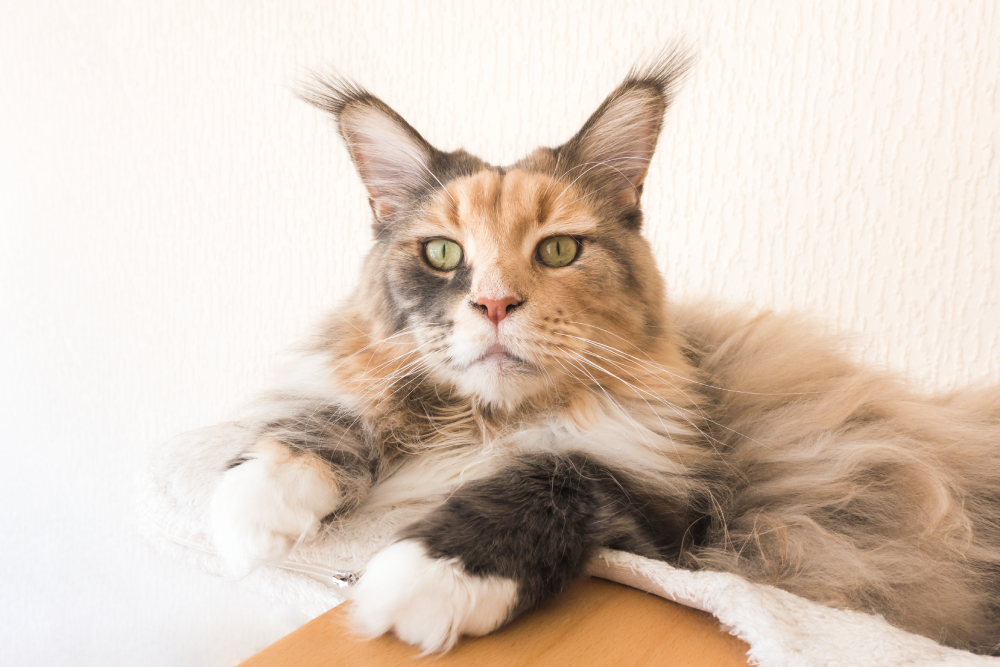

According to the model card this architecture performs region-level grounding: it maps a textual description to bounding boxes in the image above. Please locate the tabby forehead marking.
[423,169,598,270]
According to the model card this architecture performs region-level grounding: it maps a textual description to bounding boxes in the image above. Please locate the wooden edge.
[240,577,751,666]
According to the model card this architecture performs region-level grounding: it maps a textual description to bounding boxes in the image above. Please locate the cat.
[209,51,1000,655]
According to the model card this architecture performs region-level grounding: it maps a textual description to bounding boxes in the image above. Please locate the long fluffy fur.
[209,52,1000,654]
[675,303,1000,651]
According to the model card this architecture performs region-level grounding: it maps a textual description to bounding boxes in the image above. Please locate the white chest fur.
[362,395,704,512]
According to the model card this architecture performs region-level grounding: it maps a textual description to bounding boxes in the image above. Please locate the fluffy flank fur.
[208,51,1000,655]
[674,303,1000,649]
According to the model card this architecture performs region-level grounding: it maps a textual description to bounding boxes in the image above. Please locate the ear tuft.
[300,75,436,222]
[560,48,693,209]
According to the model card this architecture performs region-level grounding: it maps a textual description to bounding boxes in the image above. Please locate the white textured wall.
[1,2,997,665]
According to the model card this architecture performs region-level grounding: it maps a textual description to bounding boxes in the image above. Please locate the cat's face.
[376,166,666,407]
[306,56,688,408]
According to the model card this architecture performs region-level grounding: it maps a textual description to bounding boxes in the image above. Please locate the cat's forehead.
[421,169,598,248]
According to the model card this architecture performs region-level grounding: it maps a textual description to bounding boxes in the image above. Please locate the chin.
[450,361,549,410]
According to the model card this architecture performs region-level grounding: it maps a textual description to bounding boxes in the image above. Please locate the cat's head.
[305,53,690,410]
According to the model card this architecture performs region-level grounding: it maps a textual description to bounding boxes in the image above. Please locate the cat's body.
[210,55,1000,654]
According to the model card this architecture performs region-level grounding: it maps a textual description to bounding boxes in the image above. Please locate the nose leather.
[475,295,521,326]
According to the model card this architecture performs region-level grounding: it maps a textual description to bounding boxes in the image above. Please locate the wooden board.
[240,577,750,666]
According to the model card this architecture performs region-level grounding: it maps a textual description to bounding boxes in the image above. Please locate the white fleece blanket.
[139,424,998,666]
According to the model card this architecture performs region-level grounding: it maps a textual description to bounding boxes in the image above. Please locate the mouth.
[473,344,529,369]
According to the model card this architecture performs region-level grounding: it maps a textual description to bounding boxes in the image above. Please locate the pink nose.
[474,295,521,326]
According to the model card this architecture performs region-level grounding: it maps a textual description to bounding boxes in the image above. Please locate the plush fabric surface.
[141,426,998,666]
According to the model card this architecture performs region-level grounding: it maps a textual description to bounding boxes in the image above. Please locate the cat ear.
[561,51,691,209]
[302,78,436,221]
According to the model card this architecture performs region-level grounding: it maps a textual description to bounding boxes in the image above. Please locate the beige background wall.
[1,1,997,665]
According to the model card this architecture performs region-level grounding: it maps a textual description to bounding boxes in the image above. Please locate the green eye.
[424,238,463,271]
[537,236,579,268]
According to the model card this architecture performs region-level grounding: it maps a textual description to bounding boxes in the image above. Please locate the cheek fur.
[382,250,473,332]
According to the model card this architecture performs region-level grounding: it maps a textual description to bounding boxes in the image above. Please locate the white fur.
[362,448,497,512]
[498,395,705,497]
[446,328,551,408]
[559,397,704,486]
[439,302,558,409]
[210,440,341,575]
[349,539,519,653]
[361,393,700,512]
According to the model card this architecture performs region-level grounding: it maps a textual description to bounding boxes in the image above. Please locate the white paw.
[349,539,519,653]
[210,439,340,575]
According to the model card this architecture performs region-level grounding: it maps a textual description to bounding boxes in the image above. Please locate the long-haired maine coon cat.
[210,53,1000,654]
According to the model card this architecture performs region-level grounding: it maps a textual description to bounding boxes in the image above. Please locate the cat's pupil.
[425,239,462,271]
[538,235,578,268]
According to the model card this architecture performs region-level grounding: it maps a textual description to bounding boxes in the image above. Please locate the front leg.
[211,404,379,575]
[350,453,664,652]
